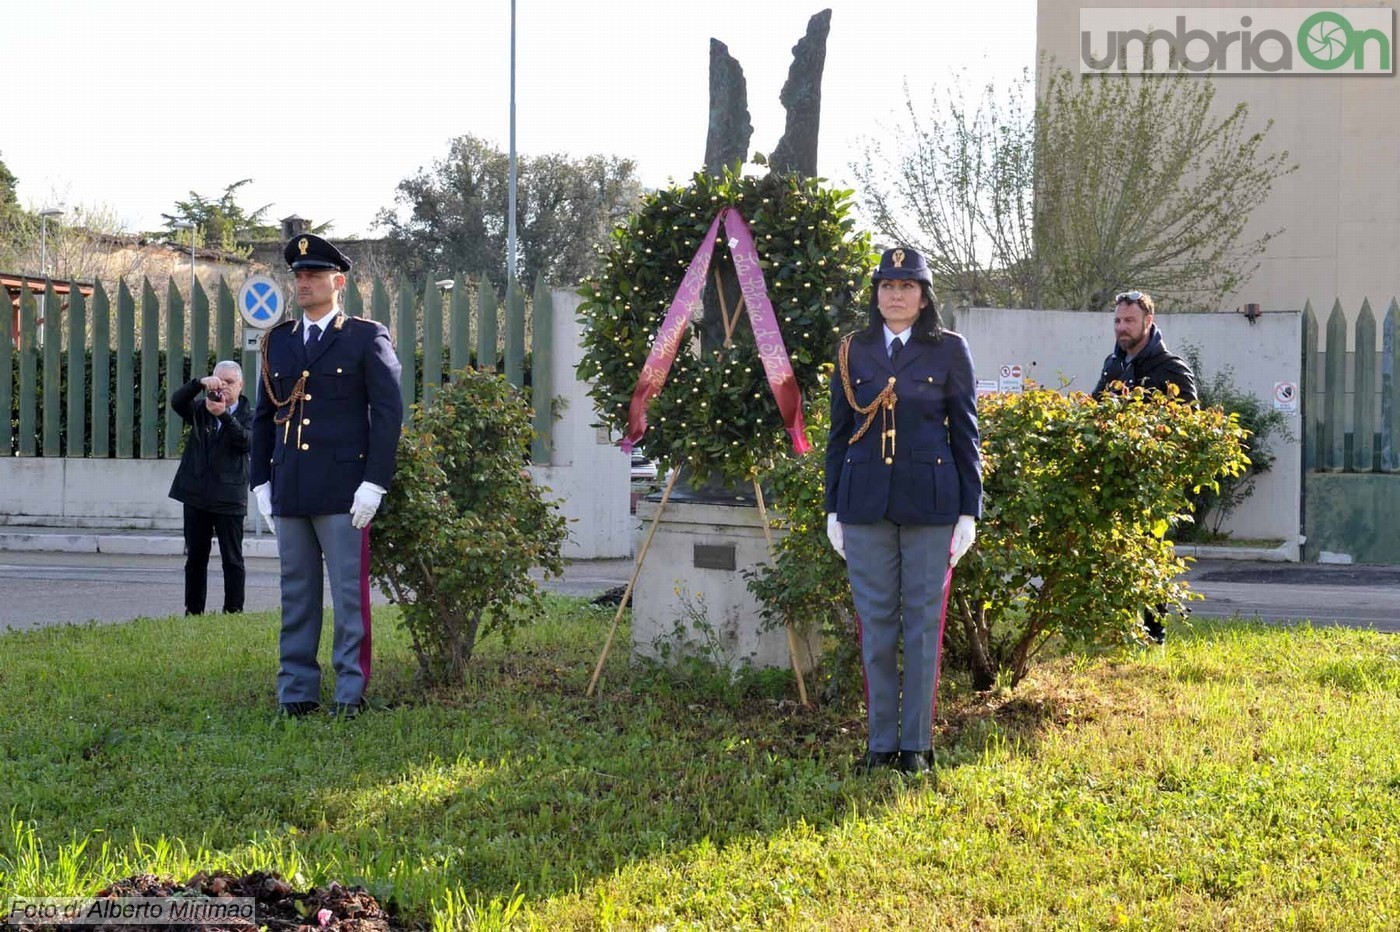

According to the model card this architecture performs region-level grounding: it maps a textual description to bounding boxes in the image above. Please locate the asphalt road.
[0,552,1394,633]
[0,551,632,632]
[1185,560,1400,631]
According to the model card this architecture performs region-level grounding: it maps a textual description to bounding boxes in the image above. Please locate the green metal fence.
[1301,297,1400,473]
[4,273,555,463]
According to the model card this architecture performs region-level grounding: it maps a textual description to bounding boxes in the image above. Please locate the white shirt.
[302,313,339,344]
[882,324,912,357]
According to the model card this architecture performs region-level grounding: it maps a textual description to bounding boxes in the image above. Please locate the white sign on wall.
[1273,380,1298,414]
[999,364,1025,394]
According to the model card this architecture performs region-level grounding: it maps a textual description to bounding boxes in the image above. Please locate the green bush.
[749,386,1249,693]
[368,368,567,686]
[1173,346,1292,542]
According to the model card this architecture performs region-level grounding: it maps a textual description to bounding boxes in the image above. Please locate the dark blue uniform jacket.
[250,314,404,517]
[825,328,983,526]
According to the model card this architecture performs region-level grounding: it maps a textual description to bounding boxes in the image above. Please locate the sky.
[6,0,1036,239]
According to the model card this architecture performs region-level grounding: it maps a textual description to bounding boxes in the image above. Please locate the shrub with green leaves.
[1173,346,1292,542]
[749,386,1249,693]
[743,384,860,702]
[576,166,871,486]
[369,369,567,686]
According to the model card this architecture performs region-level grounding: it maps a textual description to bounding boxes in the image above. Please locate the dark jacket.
[250,312,404,517]
[825,328,983,525]
[1092,324,1197,403]
[169,380,252,515]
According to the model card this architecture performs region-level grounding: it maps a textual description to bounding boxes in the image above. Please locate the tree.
[9,200,152,287]
[375,135,643,288]
[855,66,1295,311]
[0,151,32,269]
[159,179,282,255]
[853,73,1037,310]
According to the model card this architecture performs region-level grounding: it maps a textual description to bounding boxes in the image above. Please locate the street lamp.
[36,207,65,351]
[38,207,64,279]
[171,220,196,298]
[507,0,518,287]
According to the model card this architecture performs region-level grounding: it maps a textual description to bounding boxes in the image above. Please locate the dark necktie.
[306,323,322,350]
[889,336,904,365]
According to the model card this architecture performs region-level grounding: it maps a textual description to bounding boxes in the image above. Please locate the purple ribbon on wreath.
[621,206,811,457]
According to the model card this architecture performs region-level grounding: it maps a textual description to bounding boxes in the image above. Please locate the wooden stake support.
[752,478,811,707]
[713,268,747,349]
[586,464,683,698]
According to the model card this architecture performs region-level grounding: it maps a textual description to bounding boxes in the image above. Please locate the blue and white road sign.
[237,275,285,329]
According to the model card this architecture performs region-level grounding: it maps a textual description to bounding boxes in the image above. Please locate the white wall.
[955,307,1302,542]
[528,290,633,559]
[0,458,196,529]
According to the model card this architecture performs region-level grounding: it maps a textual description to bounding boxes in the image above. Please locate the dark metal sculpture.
[704,40,753,175]
[679,11,833,501]
[770,9,832,176]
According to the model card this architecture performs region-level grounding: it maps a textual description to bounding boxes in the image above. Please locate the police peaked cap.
[871,246,932,285]
[285,233,352,272]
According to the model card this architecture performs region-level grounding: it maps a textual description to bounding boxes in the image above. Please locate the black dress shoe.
[331,700,367,719]
[897,750,931,774]
[278,701,321,718]
[862,751,898,773]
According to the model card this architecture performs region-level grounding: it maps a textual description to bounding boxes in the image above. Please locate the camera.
[207,390,223,402]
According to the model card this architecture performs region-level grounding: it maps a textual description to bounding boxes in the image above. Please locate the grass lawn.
[2,598,1400,929]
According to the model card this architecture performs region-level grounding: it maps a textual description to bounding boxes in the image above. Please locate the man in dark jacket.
[1092,289,1198,643]
[1092,290,1197,402]
[169,360,252,615]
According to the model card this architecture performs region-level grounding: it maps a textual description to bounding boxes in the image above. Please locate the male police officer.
[251,234,403,718]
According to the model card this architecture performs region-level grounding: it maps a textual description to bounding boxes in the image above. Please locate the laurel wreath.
[576,168,873,485]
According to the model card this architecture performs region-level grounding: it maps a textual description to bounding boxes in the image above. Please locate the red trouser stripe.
[929,543,956,721]
[854,610,870,712]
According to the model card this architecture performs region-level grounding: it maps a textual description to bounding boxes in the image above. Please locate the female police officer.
[824,247,982,774]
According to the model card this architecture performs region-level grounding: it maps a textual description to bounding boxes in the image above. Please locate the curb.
[0,530,279,559]
[1174,540,1299,563]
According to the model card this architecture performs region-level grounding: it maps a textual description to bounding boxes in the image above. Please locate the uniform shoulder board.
[263,317,295,349]
[943,328,963,338]
[261,318,296,347]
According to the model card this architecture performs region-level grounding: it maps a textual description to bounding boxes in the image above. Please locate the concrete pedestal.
[631,498,821,674]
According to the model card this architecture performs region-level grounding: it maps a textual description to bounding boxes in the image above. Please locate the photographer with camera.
[169,360,252,616]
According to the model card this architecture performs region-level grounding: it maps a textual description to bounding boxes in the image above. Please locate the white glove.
[949,515,977,567]
[253,482,274,531]
[826,513,845,561]
[350,481,386,529]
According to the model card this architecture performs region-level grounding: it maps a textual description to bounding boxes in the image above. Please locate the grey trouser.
[275,513,372,706]
[843,520,954,753]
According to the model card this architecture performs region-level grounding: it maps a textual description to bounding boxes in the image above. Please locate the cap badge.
[298,238,309,256]
[892,248,905,269]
